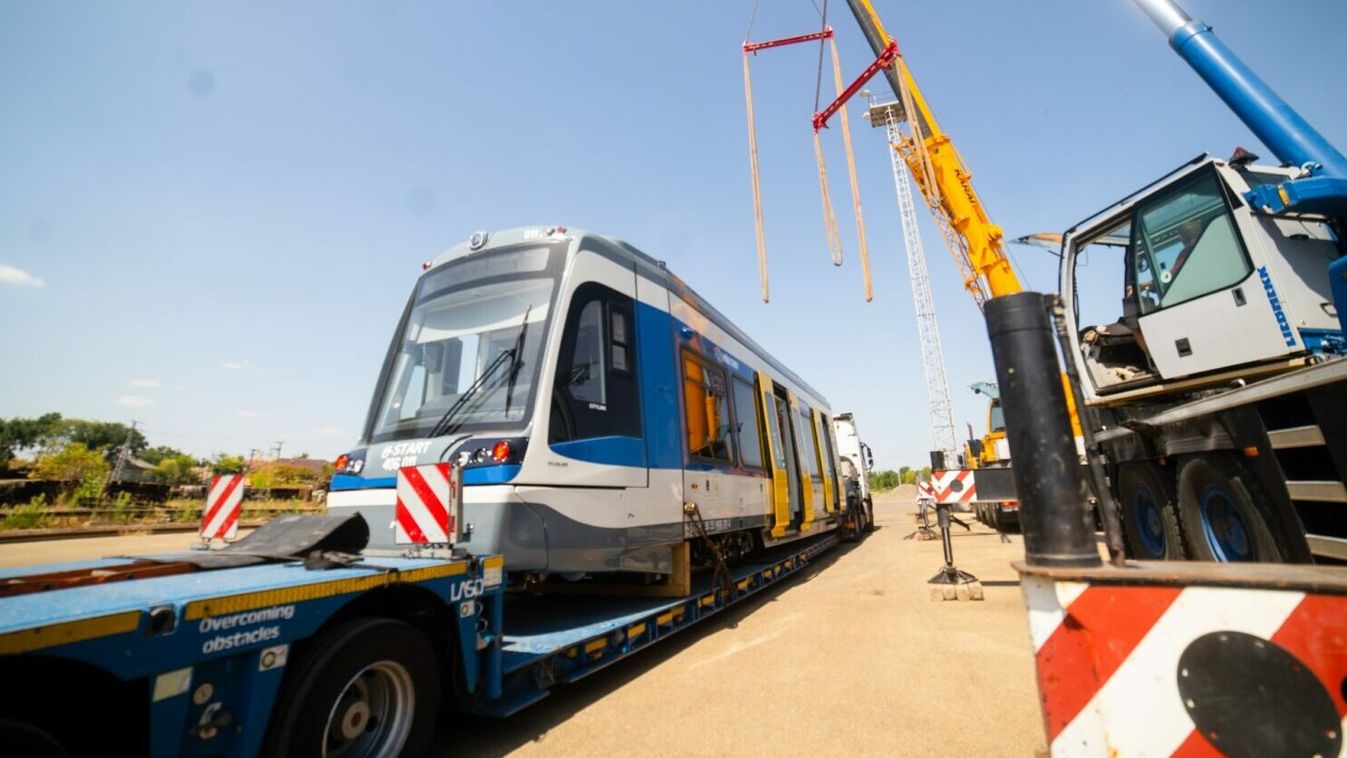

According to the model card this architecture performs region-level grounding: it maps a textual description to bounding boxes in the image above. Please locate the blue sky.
[2,1,1345,468]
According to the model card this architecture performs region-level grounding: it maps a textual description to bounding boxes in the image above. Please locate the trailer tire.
[0,718,67,758]
[863,496,875,532]
[1117,463,1185,560]
[1176,455,1283,563]
[262,618,441,758]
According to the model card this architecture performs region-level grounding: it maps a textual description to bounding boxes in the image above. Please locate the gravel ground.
[0,491,1048,756]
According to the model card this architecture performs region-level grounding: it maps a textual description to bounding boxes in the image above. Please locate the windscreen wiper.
[427,306,533,438]
[504,304,533,414]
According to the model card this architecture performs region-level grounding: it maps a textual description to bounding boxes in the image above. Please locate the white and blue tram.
[329,226,845,577]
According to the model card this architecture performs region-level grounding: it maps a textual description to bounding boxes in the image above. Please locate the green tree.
[211,454,248,475]
[140,445,187,466]
[868,470,900,491]
[250,462,325,487]
[0,413,64,466]
[152,454,201,485]
[61,420,147,462]
[899,466,916,485]
[32,443,111,490]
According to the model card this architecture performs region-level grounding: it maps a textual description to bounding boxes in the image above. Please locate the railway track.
[0,507,323,543]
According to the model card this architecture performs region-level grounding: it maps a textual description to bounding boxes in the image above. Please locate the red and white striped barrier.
[1024,574,1347,756]
[394,463,461,545]
[916,481,936,500]
[201,474,245,541]
[930,469,976,505]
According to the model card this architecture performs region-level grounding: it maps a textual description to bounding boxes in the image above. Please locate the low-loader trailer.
[0,512,843,757]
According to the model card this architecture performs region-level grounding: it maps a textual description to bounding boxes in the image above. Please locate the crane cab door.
[1128,167,1304,379]
[758,373,799,538]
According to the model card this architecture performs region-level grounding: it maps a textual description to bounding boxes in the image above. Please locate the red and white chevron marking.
[201,474,244,540]
[395,463,458,545]
[930,469,976,504]
[916,481,936,499]
[1024,575,1347,756]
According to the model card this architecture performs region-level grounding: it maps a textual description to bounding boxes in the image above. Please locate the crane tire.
[1175,455,1283,563]
[261,617,440,758]
[1117,462,1186,560]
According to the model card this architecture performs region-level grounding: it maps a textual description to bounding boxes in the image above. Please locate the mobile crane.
[850,0,1345,565]
[989,2,1347,751]
[1045,0,1347,564]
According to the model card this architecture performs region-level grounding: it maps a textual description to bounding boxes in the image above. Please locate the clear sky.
[2,1,1345,468]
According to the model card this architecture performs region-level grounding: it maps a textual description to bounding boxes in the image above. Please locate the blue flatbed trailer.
[0,514,842,757]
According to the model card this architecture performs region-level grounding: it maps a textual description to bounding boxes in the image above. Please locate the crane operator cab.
[1059,153,1343,405]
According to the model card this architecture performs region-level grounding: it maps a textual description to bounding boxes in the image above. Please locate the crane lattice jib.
[845,0,1020,308]
[880,96,960,463]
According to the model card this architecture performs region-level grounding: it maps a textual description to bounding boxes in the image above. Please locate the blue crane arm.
[1135,0,1347,217]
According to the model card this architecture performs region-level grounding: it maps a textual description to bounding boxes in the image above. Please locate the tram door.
[758,373,800,537]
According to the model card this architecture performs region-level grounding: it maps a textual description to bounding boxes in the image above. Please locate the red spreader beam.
[742,27,833,54]
[812,39,899,131]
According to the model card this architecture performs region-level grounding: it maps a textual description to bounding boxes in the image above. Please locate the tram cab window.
[682,352,736,464]
[550,283,640,443]
[731,377,764,469]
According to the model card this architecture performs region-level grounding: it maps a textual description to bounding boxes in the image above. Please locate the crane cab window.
[550,283,640,443]
[1131,171,1252,314]
[988,401,1005,435]
[682,352,736,464]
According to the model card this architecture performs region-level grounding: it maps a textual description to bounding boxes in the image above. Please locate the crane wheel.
[1175,455,1283,563]
[1117,462,1186,560]
[261,618,440,758]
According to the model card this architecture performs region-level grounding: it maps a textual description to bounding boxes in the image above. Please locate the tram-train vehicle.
[328,226,845,577]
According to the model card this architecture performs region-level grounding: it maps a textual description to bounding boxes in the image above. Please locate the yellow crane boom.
[844,0,1020,307]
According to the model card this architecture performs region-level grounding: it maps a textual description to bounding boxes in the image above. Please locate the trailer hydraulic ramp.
[480,532,842,717]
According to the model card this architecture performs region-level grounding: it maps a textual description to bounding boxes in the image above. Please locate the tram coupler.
[927,503,983,601]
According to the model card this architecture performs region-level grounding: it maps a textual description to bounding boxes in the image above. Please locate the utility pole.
[107,420,139,494]
[273,441,284,462]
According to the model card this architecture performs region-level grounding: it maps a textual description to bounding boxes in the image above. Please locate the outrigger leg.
[928,503,983,601]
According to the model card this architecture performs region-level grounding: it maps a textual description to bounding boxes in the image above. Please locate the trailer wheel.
[863,497,875,532]
[1117,463,1185,560]
[1176,455,1282,563]
[0,718,67,758]
[262,618,440,758]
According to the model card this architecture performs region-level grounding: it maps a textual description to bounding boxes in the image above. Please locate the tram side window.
[731,377,764,469]
[683,352,736,464]
[797,407,822,481]
[550,283,641,443]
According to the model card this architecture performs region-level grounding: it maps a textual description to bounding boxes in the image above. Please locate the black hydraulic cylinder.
[984,293,1101,568]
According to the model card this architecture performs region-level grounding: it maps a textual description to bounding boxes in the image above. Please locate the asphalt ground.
[0,491,1047,756]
